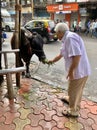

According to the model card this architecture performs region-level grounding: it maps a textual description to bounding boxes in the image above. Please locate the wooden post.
[15,0,22,88]
[31,0,34,19]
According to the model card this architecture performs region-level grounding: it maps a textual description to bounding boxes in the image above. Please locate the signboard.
[79,8,87,14]
[56,11,71,14]
[59,5,63,10]
[47,3,79,13]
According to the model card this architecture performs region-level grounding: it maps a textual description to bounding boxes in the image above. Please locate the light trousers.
[68,76,88,112]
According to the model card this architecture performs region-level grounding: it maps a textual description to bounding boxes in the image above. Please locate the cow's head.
[20,28,32,46]
[30,32,46,63]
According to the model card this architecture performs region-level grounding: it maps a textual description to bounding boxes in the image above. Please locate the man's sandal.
[60,96,69,104]
[62,109,79,118]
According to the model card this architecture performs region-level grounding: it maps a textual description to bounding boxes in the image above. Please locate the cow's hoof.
[25,73,31,78]
[22,72,25,78]
[22,75,25,78]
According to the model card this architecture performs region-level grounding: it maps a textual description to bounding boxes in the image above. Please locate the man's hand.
[66,72,74,80]
[42,59,54,65]
[67,55,81,80]
[48,60,54,65]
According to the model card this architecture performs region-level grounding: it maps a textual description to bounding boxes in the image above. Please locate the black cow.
[11,28,46,77]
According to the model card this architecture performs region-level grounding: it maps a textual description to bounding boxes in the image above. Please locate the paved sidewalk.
[0,77,97,130]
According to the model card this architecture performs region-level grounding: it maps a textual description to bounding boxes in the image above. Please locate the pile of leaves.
[42,59,54,66]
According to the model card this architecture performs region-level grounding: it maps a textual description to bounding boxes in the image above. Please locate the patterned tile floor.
[0,77,97,130]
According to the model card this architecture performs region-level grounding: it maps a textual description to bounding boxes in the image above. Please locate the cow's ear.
[25,30,33,38]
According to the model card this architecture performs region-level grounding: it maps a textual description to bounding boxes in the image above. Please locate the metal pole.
[0,0,4,84]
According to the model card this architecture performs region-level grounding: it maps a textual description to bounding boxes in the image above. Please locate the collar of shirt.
[61,30,70,43]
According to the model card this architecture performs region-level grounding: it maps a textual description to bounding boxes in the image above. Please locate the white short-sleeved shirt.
[60,31,91,79]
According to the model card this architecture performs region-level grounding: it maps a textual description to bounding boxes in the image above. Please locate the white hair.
[54,22,69,33]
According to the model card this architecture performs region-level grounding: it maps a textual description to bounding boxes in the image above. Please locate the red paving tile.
[39,119,57,129]
[52,127,69,130]
[80,108,90,119]
[0,124,15,130]
[53,105,67,117]
[53,115,69,129]
[78,117,94,130]
[0,116,5,123]
[41,109,56,121]
[85,104,97,114]
[52,127,61,130]
[54,98,64,107]
[2,97,11,107]
[92,124,97,130]
[88,113,97,124]
[24,125,43,130]
[86,100,97,106]
[23,125,33,130]
[32,104,46,114]
[28,113,44,127]
[0,78,97,130]
[4,111,20,124]
[46,101,57,111]
[81,100,87,109]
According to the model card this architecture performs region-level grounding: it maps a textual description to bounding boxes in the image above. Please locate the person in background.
[63,19,69,27]
[90,19,95,37]
[73,19,77,32]
[78,20,82,33]
[94,19,97,38]
[48,23,91,117]
[56,19,59,24]
[85,20,91,36]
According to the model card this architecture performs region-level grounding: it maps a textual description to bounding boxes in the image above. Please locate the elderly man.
[48,23,91,117]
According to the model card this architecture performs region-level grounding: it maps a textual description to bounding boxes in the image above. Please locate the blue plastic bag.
[2,32,7,38]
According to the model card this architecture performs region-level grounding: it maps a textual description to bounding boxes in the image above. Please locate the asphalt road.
[2,32,97,102]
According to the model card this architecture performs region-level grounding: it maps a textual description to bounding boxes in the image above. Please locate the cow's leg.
[25,61,31,78]
[19,58,25,78]
[19,55,25,78]
[16,52,26,77]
